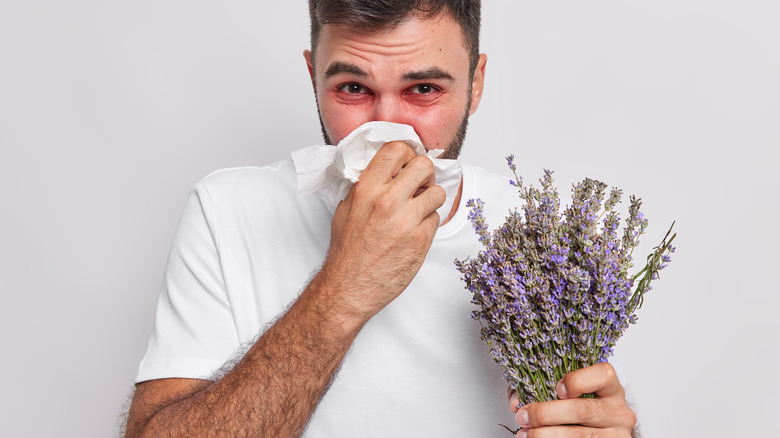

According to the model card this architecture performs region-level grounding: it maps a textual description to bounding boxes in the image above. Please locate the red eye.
[405,83,442,105]
[335,83,374,103]
[410,84,436,94]
[338,83,370,94]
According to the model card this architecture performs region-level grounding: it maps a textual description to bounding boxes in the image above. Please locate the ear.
[468,53,488,116]
[303,50,315,88]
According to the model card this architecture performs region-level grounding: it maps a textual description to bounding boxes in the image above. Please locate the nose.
[371,96,406,125]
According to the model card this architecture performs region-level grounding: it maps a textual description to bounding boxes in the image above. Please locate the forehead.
[313,13,469,75]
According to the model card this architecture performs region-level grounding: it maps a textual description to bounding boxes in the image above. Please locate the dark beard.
[315,87,472,160]
[438,97,470,159]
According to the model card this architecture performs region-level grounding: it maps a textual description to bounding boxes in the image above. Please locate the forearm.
[131,273,364,437]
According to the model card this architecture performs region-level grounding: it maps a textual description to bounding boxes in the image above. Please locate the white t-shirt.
[138,159,522,436]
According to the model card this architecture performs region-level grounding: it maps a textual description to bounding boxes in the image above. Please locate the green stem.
[628,222,676,314]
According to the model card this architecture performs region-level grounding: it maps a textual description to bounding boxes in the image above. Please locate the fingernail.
[516,430,527,438]
[516,407,529,427]
[556,380,568,399]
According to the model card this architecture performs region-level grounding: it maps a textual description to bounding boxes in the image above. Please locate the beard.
[315,87,472,160]
[438,95,471,159]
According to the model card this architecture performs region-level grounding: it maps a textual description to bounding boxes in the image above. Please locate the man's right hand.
[320,140,446,323]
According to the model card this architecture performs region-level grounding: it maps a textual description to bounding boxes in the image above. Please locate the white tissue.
[290,121,462,224]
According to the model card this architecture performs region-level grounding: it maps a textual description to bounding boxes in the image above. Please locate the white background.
[1,1,777,436]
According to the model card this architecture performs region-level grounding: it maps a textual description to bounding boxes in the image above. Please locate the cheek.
[318,96,374,145]
[407,105,463,150]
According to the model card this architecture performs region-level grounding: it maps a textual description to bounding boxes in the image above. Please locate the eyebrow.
[324,62,368,78]
[402,67,455,82]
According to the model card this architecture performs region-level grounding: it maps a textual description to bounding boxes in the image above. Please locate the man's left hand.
[507,362,637,437]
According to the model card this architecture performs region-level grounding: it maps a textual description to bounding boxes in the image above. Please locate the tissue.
[290,121,462,224]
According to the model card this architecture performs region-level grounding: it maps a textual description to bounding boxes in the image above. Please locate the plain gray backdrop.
[1,1,777,436]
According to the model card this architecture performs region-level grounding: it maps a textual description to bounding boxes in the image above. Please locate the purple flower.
[455,165,677,406]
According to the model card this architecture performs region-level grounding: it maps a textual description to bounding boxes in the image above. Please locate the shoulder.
[196,160,297,200]
[463,164,519,223]
[191,160,316,215]
[468,165,513,192]
[188,159,330,233]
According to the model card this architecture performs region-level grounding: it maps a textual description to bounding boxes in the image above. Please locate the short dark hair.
[308,0,481,75]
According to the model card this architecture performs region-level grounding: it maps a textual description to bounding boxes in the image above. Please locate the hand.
[320,140,446,321]
[507,363,637,437]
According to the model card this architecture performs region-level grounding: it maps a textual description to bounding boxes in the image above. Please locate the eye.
[409,84,438,94]
[338,83,370,94]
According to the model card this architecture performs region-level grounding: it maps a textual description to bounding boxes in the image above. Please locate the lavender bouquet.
[455,156,676,408]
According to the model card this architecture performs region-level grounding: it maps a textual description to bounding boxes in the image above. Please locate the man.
[125,1,637,436]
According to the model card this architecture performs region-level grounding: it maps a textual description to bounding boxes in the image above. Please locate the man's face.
[304,13,486,159]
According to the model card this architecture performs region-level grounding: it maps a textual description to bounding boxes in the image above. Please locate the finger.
[517,425,626,438]
[518,398,636,429]
[557,362,624,401]
[509,391,521,413]
[360,141,418,184]
[390,155,437,199]
[411,184,445,221]
[419,206,441,238]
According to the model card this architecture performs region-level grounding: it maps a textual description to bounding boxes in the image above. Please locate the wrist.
[298,268,370,340]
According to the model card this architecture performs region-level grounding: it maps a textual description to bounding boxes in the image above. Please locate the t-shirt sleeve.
[136,182,240,383]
